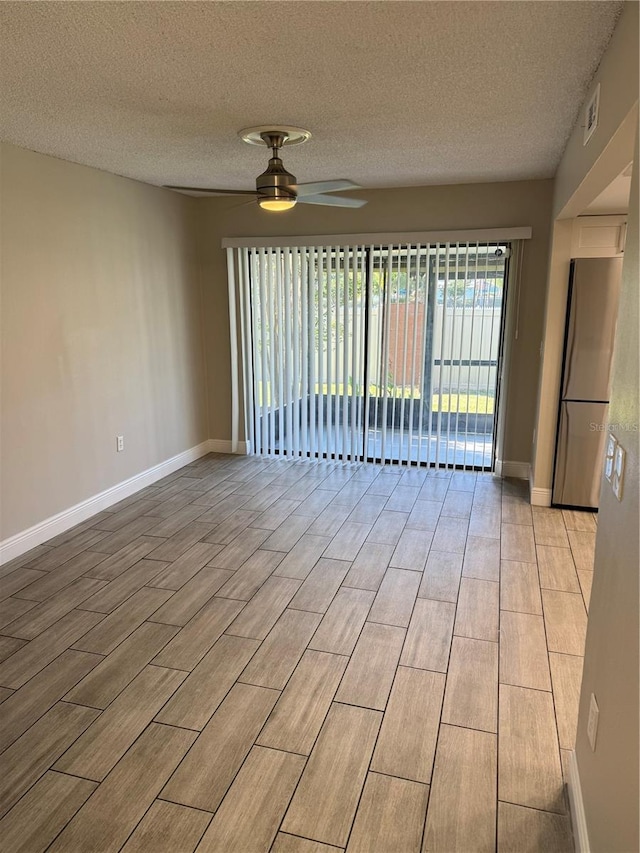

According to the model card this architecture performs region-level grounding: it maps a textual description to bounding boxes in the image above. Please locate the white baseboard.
[528,463,553,506]
[530,486,553,506]
[567,749,591,853]
[496,460,530,479]
[0,438,247,566]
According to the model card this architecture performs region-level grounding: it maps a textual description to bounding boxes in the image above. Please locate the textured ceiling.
[0,1,623,191]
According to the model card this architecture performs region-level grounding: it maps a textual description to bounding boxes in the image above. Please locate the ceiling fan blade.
[227,198,259,212]
[292,179,360,198]
[164,186,257,196]
[298,193,367,208]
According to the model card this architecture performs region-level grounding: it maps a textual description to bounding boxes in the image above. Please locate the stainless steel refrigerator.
[552,257,623,509]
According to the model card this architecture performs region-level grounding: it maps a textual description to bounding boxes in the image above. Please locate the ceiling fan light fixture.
[258,196,297,212]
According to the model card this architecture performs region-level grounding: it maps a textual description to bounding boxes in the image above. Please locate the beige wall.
[529,218,574,497]
[197,180,553,466]
[576,132,638,853]
[0,143,208,540]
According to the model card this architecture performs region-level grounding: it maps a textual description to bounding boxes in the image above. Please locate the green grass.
[435,393,494,414]
[258,383,494,414]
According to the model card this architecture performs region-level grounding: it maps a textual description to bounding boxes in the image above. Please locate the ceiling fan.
[165,126,366,212]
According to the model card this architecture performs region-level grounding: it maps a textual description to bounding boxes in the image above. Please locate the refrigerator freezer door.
[553,401,608,508]
[562,258,623,402]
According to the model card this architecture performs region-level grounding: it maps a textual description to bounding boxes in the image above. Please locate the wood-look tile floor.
[0,454,596,852]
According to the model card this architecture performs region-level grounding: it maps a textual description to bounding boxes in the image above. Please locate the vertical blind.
[227,235,519,470]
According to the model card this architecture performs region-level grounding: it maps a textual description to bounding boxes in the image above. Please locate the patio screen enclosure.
[227,235,518,471]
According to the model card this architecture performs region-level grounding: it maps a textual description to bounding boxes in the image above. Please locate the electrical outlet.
[587,693,599,751]
[116,435,124,453]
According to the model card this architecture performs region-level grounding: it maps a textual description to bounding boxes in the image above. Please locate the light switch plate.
[612,443,625,501]
[605,433,617,482]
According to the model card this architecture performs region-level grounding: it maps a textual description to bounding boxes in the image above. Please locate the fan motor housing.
[256,156,297,202]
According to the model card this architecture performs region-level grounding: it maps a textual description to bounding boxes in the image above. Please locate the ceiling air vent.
[583,83,600,146]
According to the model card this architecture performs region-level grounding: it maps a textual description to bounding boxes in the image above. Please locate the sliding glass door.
[230,240,509,470]
[366,244,508,468]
